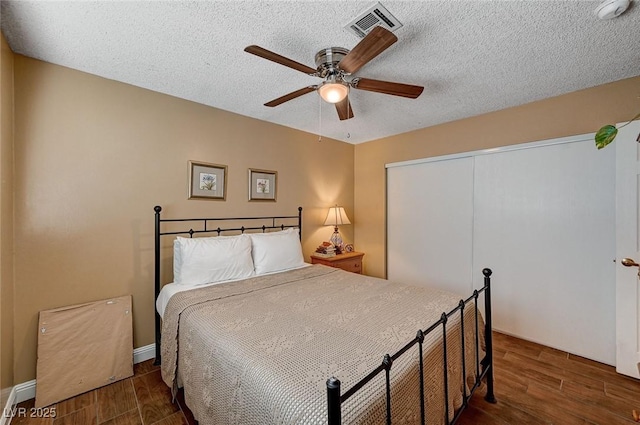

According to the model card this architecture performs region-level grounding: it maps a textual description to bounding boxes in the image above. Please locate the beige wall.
[354,76,640,278]
[12,55,354,383]
[6,50,639,386]
[1,33,15,400]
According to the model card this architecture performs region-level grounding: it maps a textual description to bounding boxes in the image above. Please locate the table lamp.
[324,206,351,249]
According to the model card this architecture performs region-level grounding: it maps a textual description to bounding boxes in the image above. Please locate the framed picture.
[248,168,277,201]
[188,161,227,200]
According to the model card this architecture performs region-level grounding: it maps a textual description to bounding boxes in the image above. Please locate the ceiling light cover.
[594,0,630,19]
[318,82,349,104]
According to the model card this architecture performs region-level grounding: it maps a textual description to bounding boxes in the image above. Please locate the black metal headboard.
[153,205,303,365]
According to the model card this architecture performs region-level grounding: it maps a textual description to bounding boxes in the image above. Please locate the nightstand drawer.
[310,252,364,274]
[334,257,362,273]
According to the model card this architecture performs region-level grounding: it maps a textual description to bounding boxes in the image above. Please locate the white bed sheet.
[156,263,311,318]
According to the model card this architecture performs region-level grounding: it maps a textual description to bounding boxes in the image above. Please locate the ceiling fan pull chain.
[318,94,322,142]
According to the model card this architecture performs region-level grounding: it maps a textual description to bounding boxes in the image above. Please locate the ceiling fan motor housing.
[315,47,350,77]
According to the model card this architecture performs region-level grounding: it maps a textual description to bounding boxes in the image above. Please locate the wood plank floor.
[458,332,640,425]
[10,360,187,425]
[10,331,640,425]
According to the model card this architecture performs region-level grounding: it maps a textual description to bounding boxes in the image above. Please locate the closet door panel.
[387,157,474,295]
[472,140,615,364]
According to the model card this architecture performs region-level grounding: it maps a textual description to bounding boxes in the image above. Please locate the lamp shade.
[324,206,351,226]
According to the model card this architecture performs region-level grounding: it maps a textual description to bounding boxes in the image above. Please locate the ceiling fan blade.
[264,86,317,107]
[338,26,398,74]
[353,77,424,99]
[335,97,355,121]
[244,45,317,75]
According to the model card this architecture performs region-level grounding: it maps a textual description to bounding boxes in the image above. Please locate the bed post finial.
[154,205,162,213]
[327,377,341,425]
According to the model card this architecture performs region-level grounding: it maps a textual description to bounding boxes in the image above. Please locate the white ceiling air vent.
[344,2,403,39]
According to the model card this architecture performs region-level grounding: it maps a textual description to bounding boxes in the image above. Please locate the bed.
[153,206,496,424]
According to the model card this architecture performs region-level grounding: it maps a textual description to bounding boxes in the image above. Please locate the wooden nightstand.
[310,251,364,274]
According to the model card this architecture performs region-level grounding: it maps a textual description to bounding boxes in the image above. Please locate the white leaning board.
[387,136,616,365]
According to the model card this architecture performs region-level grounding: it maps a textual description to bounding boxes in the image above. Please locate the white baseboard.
[1,387,16,425]
[10,343,156,407]
[133,343,156,365]
[12,381,34,406]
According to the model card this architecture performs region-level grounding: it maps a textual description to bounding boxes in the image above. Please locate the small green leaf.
[595,125,618,149]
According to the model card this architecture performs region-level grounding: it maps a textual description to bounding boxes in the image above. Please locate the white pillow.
[249,228,305,275]
[174,234,254,286]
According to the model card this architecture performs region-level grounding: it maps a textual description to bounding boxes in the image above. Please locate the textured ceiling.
[1,1,639,144]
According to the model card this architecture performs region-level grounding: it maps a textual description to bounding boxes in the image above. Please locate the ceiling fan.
[244,26,424,121]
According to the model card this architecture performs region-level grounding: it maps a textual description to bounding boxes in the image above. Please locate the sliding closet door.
[387,157,474,295]
[472,139,615,365]
[387,137,615,365]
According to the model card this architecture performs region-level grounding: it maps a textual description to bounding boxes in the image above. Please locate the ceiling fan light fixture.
[318,81,349,104]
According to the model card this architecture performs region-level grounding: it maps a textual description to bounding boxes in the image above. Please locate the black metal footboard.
[326,268,496,425]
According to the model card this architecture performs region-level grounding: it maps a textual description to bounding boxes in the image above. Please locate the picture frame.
[188,160,227,201]
[248,168,277,202]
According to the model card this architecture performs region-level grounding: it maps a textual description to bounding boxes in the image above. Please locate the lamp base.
[329,226,344,252]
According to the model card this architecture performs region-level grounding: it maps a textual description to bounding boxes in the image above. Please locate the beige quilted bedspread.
[161,265,483,425]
